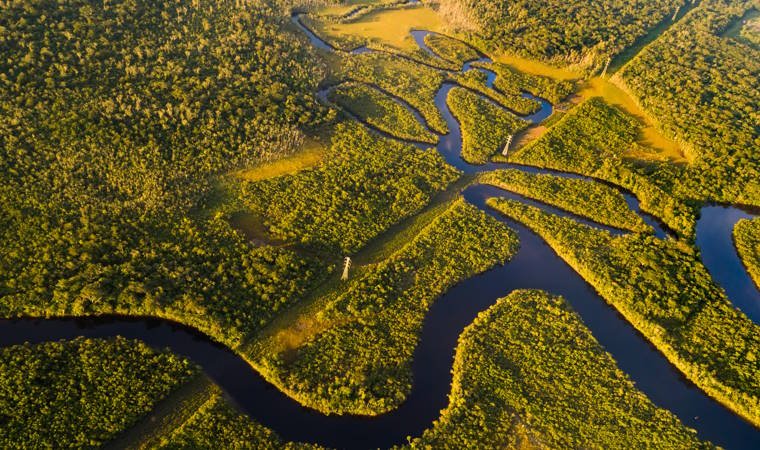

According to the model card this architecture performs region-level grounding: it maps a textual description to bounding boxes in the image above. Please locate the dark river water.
[2,14,760,450]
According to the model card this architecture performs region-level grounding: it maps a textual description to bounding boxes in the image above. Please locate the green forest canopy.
[0,337,196,449]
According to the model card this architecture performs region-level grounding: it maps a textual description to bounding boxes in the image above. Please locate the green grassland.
[487,198,760,428]
[307,4,445,52]
[252,199,518,415]
[447,87,527,164]
[234,139,327,183]
[735,218,760,289]
[327,81,438,143]
[478,170,652,233]
[411,290,710,449]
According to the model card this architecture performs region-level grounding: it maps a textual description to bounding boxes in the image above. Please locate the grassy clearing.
[313,5,443,51]
[227,212,284,247]
[234,140,326,182]
[494,54,583,81]
[511,124,548,150]
[411,290,711,449]
[577,77,685,162]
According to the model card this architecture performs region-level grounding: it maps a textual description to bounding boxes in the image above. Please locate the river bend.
[2,12,760,450]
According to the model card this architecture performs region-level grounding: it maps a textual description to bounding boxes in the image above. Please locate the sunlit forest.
[2,0,759,448]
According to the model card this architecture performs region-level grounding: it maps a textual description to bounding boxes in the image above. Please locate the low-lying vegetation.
[254,199,518,415]
[328,82,437,143]
[234,139,327,183]
[447,87,526,164]
[478,170,652,233]
[487,198,760,428]
[734,218,760,289]
[240,122,459,254]
[0,337,196,449]
[411,290,710,449]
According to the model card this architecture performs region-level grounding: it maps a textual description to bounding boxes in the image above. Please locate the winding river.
[2,13,760,450]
